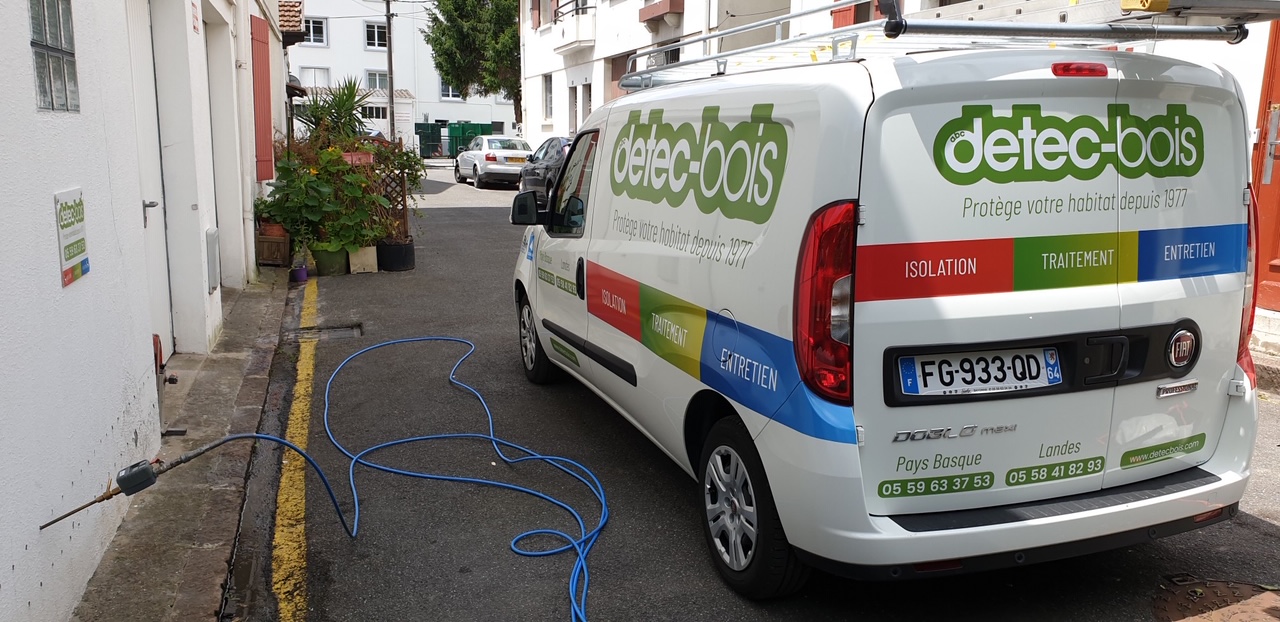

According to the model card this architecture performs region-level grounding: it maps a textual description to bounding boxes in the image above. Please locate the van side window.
[549,131,599,237]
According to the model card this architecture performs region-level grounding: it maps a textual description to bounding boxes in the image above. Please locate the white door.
[126,0,174,361]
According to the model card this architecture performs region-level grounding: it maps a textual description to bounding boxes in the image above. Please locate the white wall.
[0,1,161,619]
[520,0,719,147]
[289,0,516,149]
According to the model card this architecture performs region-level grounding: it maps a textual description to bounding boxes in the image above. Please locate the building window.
[303,18,327,45]
[367,71,389,90]
[299,67,330,88]
[365,22,387,48]
[361,106,388,119]
[492,121,505,134]
[542,74,553,120]
[441,83,463,100]
[30,0,78,111]
[645,48,680,69]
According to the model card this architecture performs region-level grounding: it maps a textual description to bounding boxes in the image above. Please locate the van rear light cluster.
[1052,62,1108,77]
[795,201,856,405]
[1238,185,1261,387]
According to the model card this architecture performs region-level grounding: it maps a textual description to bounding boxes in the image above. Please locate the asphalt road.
[285,174,1280,622]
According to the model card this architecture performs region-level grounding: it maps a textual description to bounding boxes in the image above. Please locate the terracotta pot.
[259,221,287,237]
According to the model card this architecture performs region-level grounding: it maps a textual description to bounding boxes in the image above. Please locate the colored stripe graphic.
[587,262,642,340]
[855,238,1014,302]
[583,261,852,443]
[856,224,1245,302]
[640,285,708,378]
[585,261,800,418]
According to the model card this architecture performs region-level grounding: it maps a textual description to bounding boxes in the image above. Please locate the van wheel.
[454,163,465,184]
[699,417,810,599]
[519,298,555,384]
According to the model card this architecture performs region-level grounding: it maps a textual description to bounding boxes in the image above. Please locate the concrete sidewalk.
[70,269,290,622]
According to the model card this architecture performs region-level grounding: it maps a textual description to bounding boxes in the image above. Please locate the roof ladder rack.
[619,0,1277,92]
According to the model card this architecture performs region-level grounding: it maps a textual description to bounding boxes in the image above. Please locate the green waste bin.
[446,122,491,157]
[415,123,443,158]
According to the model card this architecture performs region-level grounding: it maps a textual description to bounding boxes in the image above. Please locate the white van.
[509,17,1260,599]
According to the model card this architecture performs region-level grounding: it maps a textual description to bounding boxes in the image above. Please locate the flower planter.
[377,238,416,272]
[349,246,378,274]
[311,248,350,276]
[290,266,309,282]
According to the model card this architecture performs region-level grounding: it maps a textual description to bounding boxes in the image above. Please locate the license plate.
[898,347,1063,396]
[507,157,526,163]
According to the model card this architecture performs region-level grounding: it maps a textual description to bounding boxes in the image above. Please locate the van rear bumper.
[753,375,1256,571]
[794,485,1239,581]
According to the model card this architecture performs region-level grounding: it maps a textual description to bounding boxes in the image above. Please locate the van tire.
[519,298,555,384]
[698,417,810,599]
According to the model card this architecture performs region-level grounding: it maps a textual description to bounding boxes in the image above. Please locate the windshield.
[488,138,530,151]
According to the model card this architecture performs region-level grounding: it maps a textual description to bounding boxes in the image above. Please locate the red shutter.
[532,0,541,29]
[251,16,274,181]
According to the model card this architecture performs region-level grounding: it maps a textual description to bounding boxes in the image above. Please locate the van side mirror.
[564,197,585,229]
[511,191,540,225]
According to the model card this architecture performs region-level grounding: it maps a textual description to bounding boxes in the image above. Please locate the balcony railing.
[550,0,595,53]
[554,0,593,23]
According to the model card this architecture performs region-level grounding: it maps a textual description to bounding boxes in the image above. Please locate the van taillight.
[795,201,856,406]
[1239,186,1260,387]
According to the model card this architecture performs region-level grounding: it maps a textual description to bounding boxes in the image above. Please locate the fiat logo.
[1168,330,1197,368]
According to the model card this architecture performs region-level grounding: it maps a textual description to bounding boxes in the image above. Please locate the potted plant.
[369,140,428,272]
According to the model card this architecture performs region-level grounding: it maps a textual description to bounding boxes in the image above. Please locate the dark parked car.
[518,136,572,202]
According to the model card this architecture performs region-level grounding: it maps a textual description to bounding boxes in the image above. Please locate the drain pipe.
[236,0,259,282]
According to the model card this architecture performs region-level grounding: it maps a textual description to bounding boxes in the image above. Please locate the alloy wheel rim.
[704,445,758,571]
[520,306,536,370]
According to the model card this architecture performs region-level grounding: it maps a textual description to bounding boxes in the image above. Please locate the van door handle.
[1085,335,1129,385]
[576,258,586,300]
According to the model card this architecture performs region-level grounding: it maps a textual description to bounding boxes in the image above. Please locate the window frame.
[298,66,331,88]
[302,17,328,46]
[366,70,389,90]
[361,105,388,120]
[364,21,388,49]
[441,82,464,100]
[30,0,79,112]
[547,130,600,238]
[542,74,553,120]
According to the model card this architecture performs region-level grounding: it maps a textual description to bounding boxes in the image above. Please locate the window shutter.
[251,16,274,181]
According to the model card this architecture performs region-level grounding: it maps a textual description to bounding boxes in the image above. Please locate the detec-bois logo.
[934,104,1204,185]
[610,104,788,225]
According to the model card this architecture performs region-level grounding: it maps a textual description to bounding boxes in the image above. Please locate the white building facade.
[1,1,293,619]
[522,0,1270,154]
[288,0,518,150]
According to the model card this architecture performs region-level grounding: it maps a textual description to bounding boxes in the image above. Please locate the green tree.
[421,0,522,124]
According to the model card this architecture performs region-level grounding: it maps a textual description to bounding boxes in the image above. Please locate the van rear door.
[855,50,1126,515]
[1105,55,1250,486]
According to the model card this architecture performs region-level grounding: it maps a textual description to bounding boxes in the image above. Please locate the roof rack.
[620,0,1273,92]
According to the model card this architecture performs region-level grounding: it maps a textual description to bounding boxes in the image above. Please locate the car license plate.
[898,347,1063,396]
[507,157,526,163]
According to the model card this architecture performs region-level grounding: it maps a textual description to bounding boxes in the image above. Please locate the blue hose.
[236,337,608,622]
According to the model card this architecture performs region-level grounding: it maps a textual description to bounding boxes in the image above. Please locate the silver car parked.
[454,135,533,189]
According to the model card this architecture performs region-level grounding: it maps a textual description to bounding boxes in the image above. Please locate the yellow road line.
[272,279,319,622]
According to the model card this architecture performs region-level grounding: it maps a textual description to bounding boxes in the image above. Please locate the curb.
[1253,351,1280,395]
